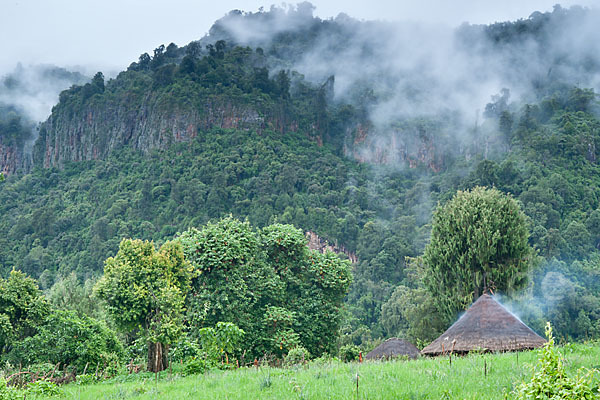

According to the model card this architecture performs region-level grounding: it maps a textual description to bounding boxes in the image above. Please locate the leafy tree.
[91,72,105,93]
[381,285,446,343]
[137,53,151,70]
[178,217,272,354]
[95,239,192,372]
[47,272,104,320]
[198,322,245,365]
[422,187,534,320]
[566,87,595,112]
[0,270,50,354]
[8,309,123,372]
[178,217,352,358]
[261,223,352,355]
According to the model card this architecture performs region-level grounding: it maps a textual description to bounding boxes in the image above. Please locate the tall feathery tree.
[422,186,534,321]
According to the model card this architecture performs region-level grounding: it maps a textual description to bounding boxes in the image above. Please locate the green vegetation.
[9,309,122,372]
[0,105,33,144]
[0,270,50,354]
[95,239,192,372]
[18,342,600,400]
[3,9,600,395]
[513,323,599,399]
[2,42,600,347]
[422,187,534,321]
[0,270,122,374]
[179,218,351,359]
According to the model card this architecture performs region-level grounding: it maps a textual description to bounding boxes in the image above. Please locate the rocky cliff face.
[306,231,357,263]
[345,122,446,172]
[33,95,300,169]
[0,137,31,175]
[344,118,505,172]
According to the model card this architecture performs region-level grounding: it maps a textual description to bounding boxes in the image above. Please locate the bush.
[198,322,245,365]
[0,378,20,400]
[512,322,600,399]
[284,346,310,366]
[100,352,122,378]
[8,310,123,373]
[182,358,208,376]
[25,362,56,377]
[170,334,201,363]
[24,379,62,397]
[76,373,101,386]
[339,344,361,362]
[310,353,339,366]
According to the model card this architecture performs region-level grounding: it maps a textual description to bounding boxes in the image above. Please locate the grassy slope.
[45,343,599,400]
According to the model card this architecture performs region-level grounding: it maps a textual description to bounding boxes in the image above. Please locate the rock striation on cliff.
[0,137,30,175]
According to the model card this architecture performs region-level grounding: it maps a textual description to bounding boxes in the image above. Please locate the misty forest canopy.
[1,2,600,370]
[0,105,34,143]
[0,64,87,126]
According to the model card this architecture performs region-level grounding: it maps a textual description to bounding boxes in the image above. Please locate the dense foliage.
[1,6,600,361]
[8,309,123,372]
[0,105,33,144]
[178,217,352,358]
[0,270,122,374]
[95,239,192,371]
[422,187,534,320]
[0,270,50,353]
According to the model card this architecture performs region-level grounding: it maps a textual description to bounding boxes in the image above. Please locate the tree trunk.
[473,270,480,299]
[483,270,488,294]
[147,342,169,372]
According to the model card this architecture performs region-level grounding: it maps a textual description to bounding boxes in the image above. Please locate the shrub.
[284,346,310,366]
[339,344,361,362]
[24,379,62,397]
[310,353,339,366]
[512,322,600,399]
[0,378,20,400]
[182,358,208,376]
[198,322,245,365]
[8,309,123,373]
[170,334,201,363]
[76,373,101,386]
[25,362,56,377]
[100,352,122,378]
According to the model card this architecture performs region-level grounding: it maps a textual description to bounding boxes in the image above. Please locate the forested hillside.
[1,3,600,354]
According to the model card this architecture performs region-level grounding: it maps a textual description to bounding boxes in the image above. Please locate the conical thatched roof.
[421,294,546,356]
[365,338,420,360]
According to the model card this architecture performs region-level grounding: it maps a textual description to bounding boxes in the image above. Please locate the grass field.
[34,343,600,399]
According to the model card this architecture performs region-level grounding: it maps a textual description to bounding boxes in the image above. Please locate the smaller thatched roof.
[365,338,420,360]
[421,294,546,356]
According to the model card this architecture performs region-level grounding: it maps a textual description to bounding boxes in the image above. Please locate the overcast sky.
[1,0,596,76]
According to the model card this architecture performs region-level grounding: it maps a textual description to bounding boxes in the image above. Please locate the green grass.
[39,343,600,399]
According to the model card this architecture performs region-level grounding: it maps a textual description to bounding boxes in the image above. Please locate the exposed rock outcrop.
[346,122,445,172]
[0,137,30,175]
[33,95,299,169]
[306,231,357,263]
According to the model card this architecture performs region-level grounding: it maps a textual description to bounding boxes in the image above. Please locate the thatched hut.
[365,338,420,360]
[421,294,545,356]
